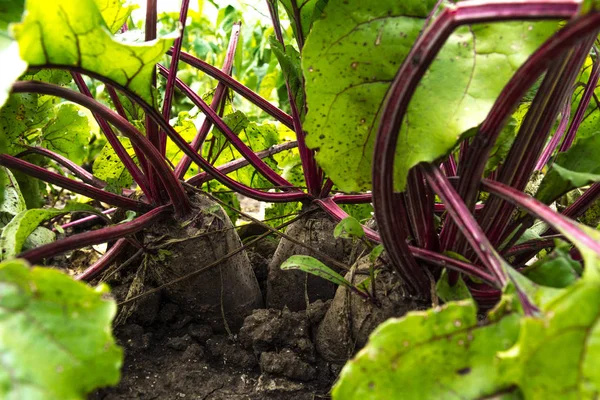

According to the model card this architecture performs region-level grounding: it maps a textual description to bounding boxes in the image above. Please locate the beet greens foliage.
[2,0,600,398]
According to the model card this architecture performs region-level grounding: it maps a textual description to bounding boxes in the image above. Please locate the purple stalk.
[72,73,152,199]
[482,179,600,256]
[330,193,373,204]
[504,236,562,258]
[443,154,457,177]
[159,0,191,155]
[12,81,192,215]
[562,182,600,219]
[37,64,307,204]
[57,208,116,231]
[173,50,294,129]
[559,46,600,152]
[479,38,593,248]
[372,0,582,297]
[316,198,496,285]
[20,205,170,264]
[534,100,571,171]
[173,23,241,179]
[186,141,297,186]
[106,86,129,120]
[422,164,507,285]
[450,14,600,249]
[16,146,106,188]
[0,154,150,212]
[319,179,334,198]
[77,238,128,281]
[266,1,321,197]
[144,0,163,201]
[156,65,295,190]
[405,169,439,250]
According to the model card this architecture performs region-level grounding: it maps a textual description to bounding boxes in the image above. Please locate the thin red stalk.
[157,65,295,189]
[267,1,321,196]
[57,208,116,231]
[504,236,562,258]
[443,154,457,177]
[106,86,129,120]
[76,238,129,281]
[534,100,571,171]
[316,198,495,285]
[12,81,191,215]
[0,154,150,212]
[144,0,163,201]
[448,14,600,252]
[319,178,334,198]
[480,38,593,248]
[16,146,105,188]
[331,193,372,204]
[173,50,294,128]
[71,73,152,199]
[559,46,600,152]
[160,0,191,154]
[482,179,600,256]
[35,65,306,203]
[372,1,582,298]
[173,23,240,179]
[186,141,297,186]
[20,205,170,263]
[422,164,507,285]
[405,169,439,251]
[562,182,600,219]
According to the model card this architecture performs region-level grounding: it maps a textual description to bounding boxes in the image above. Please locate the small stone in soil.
[260,350,317,382]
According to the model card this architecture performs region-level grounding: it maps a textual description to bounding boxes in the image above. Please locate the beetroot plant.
[3,0,600,398]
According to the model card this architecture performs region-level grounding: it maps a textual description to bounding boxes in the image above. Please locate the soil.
[91,211,418,400]
[92,228,342,400]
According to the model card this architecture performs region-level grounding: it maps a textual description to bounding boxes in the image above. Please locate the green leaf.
[269,36,305,118]
[281,254,351,288]
[522,242,581,288]
[279,0,328,44]
[536,132,600,205]
[41,103,92,165]
[13,0,174,105]
[92,137,137,191]
[333,300,520,399]
[93,0,137,34]
[369,244,384,263]
[436,269,474,302]
[303,0,558,191]
[0,259,122,398]
[0,203,96,259]
[22,226,56,250]
[500,279,600,399]
[0,0,27,108]
[0,168,26,227]
[333,216,365,239]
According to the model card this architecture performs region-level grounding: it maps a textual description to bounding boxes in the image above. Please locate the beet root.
[266,211,357,311]
[315,255,426,362]
[145,194,263,332]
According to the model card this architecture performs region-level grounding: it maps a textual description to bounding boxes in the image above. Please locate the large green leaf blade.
[302,0,558,192]
[333,300,520,399]
[93,0,137,34]
[0,0,27,108]
[13,0,173,105]
[0,259,122,399]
